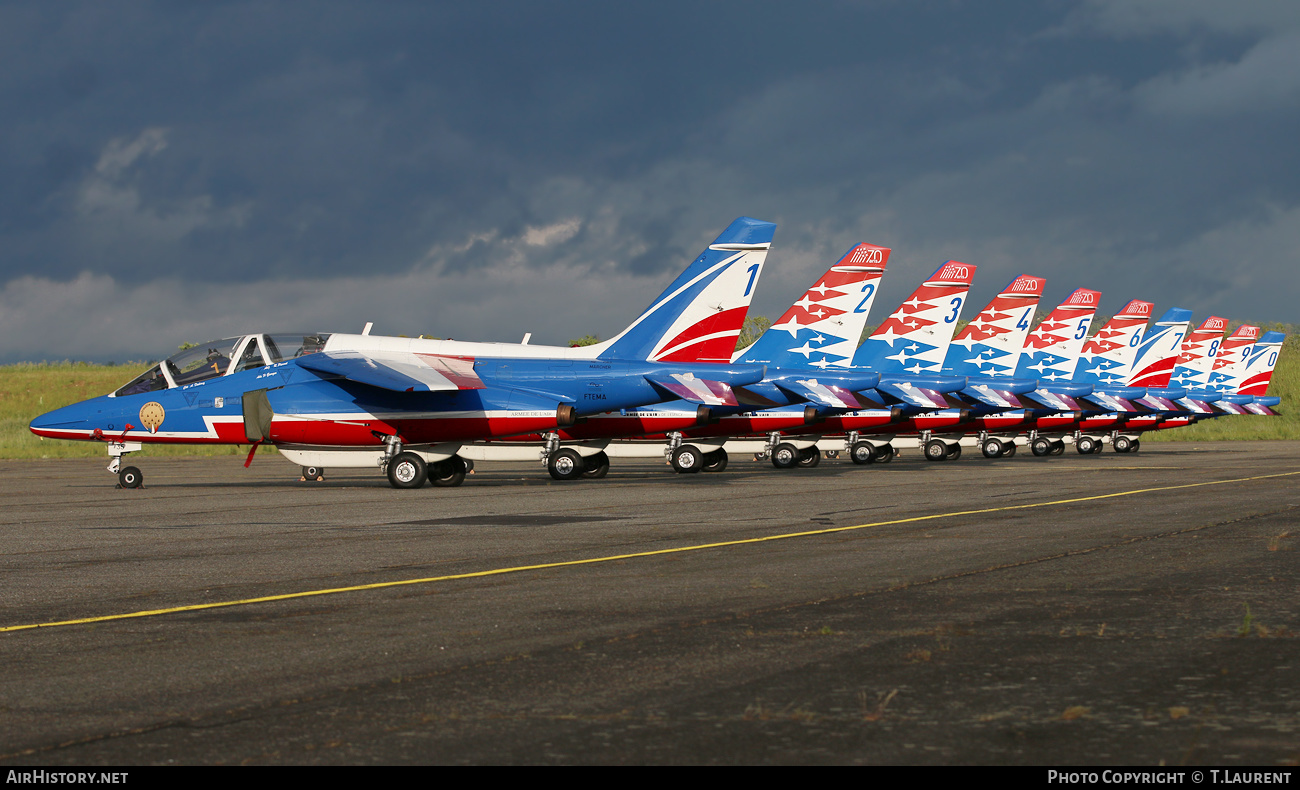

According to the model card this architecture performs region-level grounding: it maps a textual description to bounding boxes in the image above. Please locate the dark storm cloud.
[0,0,1297,361]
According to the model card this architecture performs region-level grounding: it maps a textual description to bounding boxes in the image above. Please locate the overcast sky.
[2,0,1297,363]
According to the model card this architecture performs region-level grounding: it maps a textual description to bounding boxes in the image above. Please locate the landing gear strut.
[105,440,144,489]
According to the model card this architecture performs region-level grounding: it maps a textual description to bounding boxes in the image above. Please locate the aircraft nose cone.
[28,405,89,436]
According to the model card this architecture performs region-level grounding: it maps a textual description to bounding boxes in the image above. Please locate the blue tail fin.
[588,218,776,362]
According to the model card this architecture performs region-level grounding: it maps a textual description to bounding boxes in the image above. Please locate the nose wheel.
[105,441,145,489]
[117,466,144,489]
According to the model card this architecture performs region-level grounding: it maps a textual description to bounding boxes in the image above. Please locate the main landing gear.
[981,438,1015,459]
[377,434,469,489]
[1075,435,1105,455]
[668,444,727,474]
[544,445,612,481]
[923,439,957,461]
[1112,435,1140,453]
[541,433,613,481]
[1030,438,1066,457]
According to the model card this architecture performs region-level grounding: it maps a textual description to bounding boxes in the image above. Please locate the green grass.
[0,362,271,459]
[2,335,1295,458]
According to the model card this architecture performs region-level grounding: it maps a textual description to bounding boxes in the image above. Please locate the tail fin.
[1013,288,1102,382]
[587,217,776,362]
[851,260,977,374]
[1126,307,1194,387]
[1206,325,1260,392]
[1074,299,1154,386]
[1169,316,1228,389]
[1236,331,1286,396]
[940,274,1045,377]
[736,243,890,369]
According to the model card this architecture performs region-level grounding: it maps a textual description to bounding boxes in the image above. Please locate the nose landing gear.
[103,438,145,490]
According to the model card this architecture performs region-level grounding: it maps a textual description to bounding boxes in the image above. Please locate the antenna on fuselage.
[362,322,373,336]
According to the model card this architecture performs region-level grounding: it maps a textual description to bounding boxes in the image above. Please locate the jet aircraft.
[30,218,777,488]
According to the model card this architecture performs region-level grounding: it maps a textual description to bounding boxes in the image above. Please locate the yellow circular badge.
[139,402,166,434]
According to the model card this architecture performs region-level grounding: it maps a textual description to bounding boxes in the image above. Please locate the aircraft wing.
[295,351,486,392]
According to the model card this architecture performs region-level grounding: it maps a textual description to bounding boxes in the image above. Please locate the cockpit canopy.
[113,333,330,397]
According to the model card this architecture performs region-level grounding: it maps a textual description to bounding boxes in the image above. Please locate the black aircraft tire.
[1031,438,1053,457]
[1003,442,1017,457]
[702,449,728,473]
[671,445,705,474]
[581,451,611,479]
[945,443,962,461]
[118,466,143,489]
[797,447,821,468]
[770,443,800,469]
[430,457,467,488]
[301,465,324,482]
[982,439,1004,459]
[548,449,585,481]
[850,441,876,465]
[1050,441,1066,456]
[924,439,948,462]
[1113,436,1132,453]
[387,452,428,489]
[1076,436,1097,454]
[1131,439,1140,453]
[875,445,895,463]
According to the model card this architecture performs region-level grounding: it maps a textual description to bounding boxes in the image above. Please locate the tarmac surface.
[0,441,1297,765]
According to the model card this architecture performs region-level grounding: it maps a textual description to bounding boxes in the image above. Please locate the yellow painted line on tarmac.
[4,469,1298,634]
[1039,466,1186,471]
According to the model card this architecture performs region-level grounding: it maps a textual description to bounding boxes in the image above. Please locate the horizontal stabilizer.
[1093,385,1147,401]
[644,372,741,406]
[960,385,1025,409]
[1082,392,1137,412]
[1022,389,1083,412]
[770,371,881,410]
[296,351,485,392]
[1038,382,1094,399]
[1135,394,1180,411]
[875,381,951,409]
[1171,398,1213,414]
[1181,389,1222,404]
